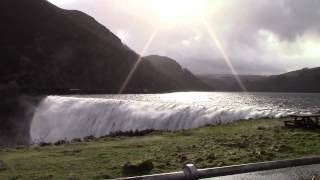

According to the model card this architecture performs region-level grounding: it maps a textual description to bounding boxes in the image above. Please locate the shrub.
[122,160,154,176]
[84,135,96,142]
[39,142,52,147]
[71,138,82,143]
[54,140,67,146]
[257,126,266,130]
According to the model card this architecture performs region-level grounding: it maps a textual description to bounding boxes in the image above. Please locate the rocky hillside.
[0,0,203,94]
[145,55,210,91]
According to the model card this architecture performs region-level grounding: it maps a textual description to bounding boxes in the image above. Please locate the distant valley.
[198,67,320,93]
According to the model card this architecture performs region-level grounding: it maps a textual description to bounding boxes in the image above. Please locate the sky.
[48,0,320,75]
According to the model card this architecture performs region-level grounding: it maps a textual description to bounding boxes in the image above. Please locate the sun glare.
[120,0,247,93]
[145,0,207,22]
[160,92,210,102]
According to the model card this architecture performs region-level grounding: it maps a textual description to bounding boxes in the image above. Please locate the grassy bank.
[1,119,320,179]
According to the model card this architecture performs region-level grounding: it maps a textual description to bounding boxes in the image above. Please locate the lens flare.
[118,22,162,94]
[201,16,248,92]
[120,0,247,93]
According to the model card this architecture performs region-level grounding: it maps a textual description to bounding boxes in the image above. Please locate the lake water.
[30,92,320,143]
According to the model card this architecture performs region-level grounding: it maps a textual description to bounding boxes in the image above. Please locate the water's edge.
[30,95,294,143]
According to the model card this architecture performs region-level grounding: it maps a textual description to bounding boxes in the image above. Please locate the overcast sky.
[48,0,320,75]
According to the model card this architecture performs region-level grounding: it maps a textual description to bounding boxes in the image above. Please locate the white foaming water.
[30,92,320,143]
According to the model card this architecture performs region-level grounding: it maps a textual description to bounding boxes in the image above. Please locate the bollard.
[182,164,199,180]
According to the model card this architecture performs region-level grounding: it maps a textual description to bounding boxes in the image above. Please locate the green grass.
[1,119,320,179]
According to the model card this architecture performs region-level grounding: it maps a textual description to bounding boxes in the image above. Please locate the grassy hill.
[1,119,319,179]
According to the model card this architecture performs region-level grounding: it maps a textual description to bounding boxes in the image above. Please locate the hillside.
[0,0,213,147]
[248,67,320,92]
[198,74,266,91]
[145,55,210,91]
[198,67,320,92]
[0,0,201,94]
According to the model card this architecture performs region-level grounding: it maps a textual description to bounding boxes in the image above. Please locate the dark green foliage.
[39,142,53,147]
[83,135,96,142]
[108,129,156,137]
[122,160,154,176]
[54,140,67,146]
[71,138,82,143]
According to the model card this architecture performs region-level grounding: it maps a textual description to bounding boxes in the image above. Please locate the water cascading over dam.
[30,94,293,143]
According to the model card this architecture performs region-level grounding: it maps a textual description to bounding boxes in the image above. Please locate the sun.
[145,0,208,22]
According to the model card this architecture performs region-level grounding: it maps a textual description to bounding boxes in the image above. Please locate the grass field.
[1,118,320,179]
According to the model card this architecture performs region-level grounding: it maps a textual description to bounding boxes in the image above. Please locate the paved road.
[203,164,320,180]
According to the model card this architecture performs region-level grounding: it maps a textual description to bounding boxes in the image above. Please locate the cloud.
[49,0,320,75]
[256,0,320,41]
